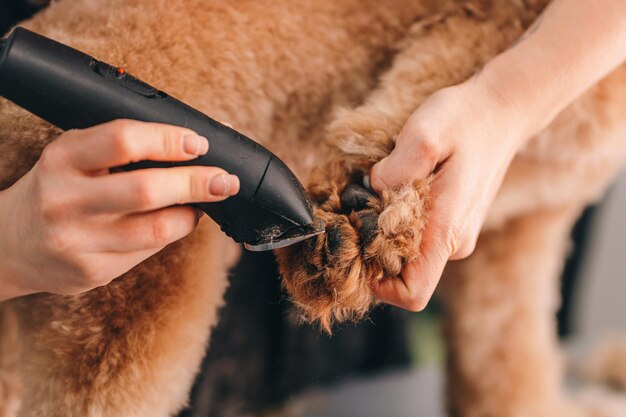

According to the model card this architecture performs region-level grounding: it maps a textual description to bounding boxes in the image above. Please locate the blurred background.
[2,3,625,416]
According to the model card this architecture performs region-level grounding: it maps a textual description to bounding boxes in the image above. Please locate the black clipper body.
[0,27,323,250]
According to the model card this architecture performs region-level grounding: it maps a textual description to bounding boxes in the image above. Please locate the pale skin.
[370,0,626,311]
[0,120,240,301]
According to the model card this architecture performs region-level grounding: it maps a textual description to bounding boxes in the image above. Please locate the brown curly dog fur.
[278,0,534,330]
[2,0,626,416]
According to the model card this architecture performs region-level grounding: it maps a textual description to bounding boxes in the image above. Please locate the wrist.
[469,51,560,145]
[470,0,626,145]
[456,71,534,153]
[0,190,31,302]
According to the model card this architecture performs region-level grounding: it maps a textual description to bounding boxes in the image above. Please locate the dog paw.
[276,176,430,331]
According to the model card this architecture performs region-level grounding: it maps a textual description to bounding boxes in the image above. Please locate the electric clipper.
[0,27,324,251]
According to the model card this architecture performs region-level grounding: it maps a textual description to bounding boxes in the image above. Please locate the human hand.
[368,0,626,312]
[0,120,239,301]
[369,81,527,311]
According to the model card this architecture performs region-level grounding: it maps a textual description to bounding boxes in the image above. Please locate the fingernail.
[183,134,209,156]
[209,174,240,196]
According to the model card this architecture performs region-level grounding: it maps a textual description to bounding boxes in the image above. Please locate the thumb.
[370,131,439,193]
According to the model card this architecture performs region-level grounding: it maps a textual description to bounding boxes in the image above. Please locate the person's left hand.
[369,80,529,311]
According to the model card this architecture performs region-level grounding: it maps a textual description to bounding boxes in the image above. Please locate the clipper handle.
[0,28,314,246]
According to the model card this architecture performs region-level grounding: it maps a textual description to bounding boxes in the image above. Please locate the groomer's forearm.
[476,0,626,139]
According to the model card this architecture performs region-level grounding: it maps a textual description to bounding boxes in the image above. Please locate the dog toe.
[340,183,376,214]
[350,209,379,248]
[325,223,345,256]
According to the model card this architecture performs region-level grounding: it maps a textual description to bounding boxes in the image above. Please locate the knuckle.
[133,177,158,208]
[38,144,60,171]
[151,213,173,245]
[110,119,134,132]
[414,138,438,162]
[405,294,429,312]
[456,240,477,259]
[40,199,61,223]
[72,261,106,289]
[441,223,463,257]
[109,120,136,159]
[43,227,76,255]
[161,131,181,157]
[36,184,65,223]
[397,123,438,166]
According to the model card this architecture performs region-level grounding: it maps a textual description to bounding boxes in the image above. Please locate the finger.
[102,205,200,252]
[83,166,239,214]
[61,120,209,171]
[373,164,461,310]
[370,126,441,193]
[448,168,503,260]
[373,219,453,311]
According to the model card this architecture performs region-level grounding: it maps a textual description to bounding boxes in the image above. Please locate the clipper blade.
[244,219,325,252]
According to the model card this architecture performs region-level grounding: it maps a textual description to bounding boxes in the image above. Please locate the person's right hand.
[0,119,240,301]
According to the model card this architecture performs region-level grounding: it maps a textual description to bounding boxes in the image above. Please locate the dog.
[1,1,625,416]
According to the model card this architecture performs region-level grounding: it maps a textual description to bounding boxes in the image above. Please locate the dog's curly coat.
[1,0,626,416]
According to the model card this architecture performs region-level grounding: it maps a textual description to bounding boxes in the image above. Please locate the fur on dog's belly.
[488,67,626,230]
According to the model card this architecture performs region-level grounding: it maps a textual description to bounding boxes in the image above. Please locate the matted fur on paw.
[276,179,430,331]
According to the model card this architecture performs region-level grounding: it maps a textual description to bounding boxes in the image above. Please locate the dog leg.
[438,209,585,417]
